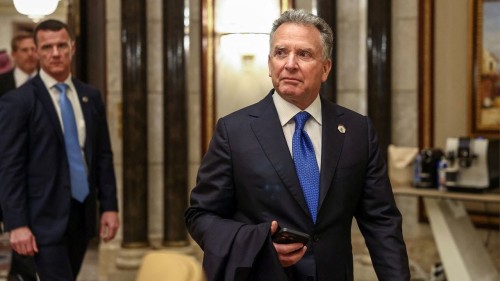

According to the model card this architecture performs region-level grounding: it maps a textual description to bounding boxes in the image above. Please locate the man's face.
[12,38,38,74]
[268,23,331,109]
[35,29,75,81]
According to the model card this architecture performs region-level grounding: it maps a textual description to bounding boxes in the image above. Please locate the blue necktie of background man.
[55,82,89,202]
[292,111,320,223]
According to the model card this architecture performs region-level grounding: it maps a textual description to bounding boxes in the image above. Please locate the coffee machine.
[444,137,499,191]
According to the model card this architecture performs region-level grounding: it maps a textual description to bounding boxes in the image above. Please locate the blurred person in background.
[0,20,119,281]
[0,33,38,96]
[0,33,39,281]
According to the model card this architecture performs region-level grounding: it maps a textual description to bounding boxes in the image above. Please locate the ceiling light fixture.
[13,0,60,22]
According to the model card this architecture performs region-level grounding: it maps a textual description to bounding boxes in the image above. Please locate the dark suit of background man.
[185,9,410,281]
[0,32,39,281]
[0,19,120,281]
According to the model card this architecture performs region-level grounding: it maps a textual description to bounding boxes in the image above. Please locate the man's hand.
[270,220,307,267]
[100,211,120,242]
[10,226,38,256]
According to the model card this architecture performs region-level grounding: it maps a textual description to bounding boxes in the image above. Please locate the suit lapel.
[72,78,93,168]
[32,76,65,144]
[35,76,93,167]
[318,99,345,211]
[6,71,16,92]
[249,92,311,217]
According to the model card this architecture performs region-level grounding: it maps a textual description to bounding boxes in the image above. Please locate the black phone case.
[272,227,310,245]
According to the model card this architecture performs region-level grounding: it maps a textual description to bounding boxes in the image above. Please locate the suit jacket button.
[313,234,320,242]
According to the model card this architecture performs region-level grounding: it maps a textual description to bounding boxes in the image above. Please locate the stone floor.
[0,236,100,281]
[0,196,498,280]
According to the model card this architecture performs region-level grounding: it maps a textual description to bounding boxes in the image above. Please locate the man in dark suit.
[185,9,410,281]
[0,32,39,281]
[0,33,38,96]
[0,19,119,281]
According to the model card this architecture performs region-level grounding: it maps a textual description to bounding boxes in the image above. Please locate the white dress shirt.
[39,69,86,150]
[14,67,37,88]
[272,92,322,170]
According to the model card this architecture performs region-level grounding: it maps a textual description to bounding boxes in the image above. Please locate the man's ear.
[322,59,332,82]
[71,41,76,56]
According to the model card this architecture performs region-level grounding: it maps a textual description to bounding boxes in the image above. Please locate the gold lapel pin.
[338,124,346,133]
[82,96,89,103]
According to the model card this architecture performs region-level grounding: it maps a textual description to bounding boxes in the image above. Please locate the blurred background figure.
[0,50,13,75]
[0,33,39,281]
[0,19,120,281]
[0,33,38,96]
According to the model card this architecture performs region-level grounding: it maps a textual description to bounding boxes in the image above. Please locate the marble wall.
[100,0,123,279]
[336,0,368,116]
[145,0,164,248]
[392,0,419,147]
[187,0,202,198]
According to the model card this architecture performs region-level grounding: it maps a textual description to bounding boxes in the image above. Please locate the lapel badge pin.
[338,124,346,133]
[82,96,89,103]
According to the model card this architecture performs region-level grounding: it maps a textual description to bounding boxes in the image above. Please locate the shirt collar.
[14,67,37,83]
[14,67,29,79]
[40,69,75,92]
[272,91,322,127]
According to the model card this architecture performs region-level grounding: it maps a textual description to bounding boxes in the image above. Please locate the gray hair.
[270,9,333,60]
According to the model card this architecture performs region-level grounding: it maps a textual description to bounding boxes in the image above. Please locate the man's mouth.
[281,77,300,83]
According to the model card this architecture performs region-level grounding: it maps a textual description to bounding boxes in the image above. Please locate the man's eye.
[58,43,68,49]
[299,51,311,58]
[274,50,286,58]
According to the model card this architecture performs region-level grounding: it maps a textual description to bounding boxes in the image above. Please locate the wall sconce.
[13,0,60,22]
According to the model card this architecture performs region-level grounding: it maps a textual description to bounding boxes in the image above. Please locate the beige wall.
[434,0,469,149]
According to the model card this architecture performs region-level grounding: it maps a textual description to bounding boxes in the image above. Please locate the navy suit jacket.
[0,69,15,223]
[0,75,118,245]
[185,90,410,281]
[0,70,16,97]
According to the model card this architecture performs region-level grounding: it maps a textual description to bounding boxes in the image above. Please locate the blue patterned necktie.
[55,83,89,202]
[292,111,320,223]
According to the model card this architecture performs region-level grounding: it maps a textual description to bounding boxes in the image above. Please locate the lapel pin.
[82,96,89,103]
[338,124,346,133]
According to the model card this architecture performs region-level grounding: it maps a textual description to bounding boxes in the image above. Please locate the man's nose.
[51,46,61,55]
[284,54,298,69]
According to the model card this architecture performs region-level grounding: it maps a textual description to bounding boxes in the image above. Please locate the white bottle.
[437,156,448,191]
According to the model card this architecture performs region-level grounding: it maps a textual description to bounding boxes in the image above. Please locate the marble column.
[163,0,189,246]
[418,0,434,149]
[317,0,337,102]
[367,0,392,158]
[120,0,149,250]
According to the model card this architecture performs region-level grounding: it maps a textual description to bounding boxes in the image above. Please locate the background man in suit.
[0,33,38,96]
[0,33,39,281]
[0,19,119,281]
[185,9,410,281]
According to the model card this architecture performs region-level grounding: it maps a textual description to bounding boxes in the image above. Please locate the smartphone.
[272,227,310,245]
